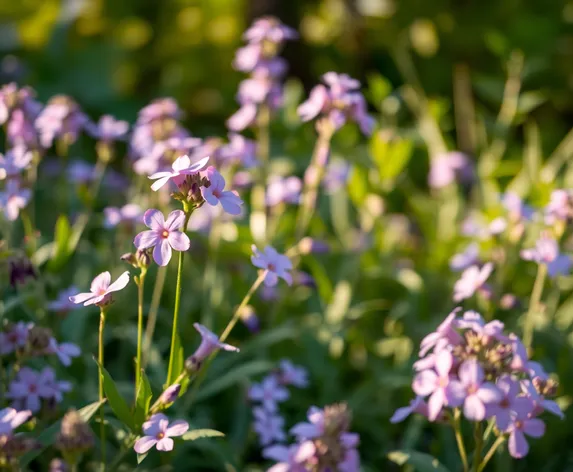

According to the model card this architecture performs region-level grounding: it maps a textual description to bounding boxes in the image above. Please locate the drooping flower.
[521,234,571,277]
[134,209,190,266]
[133,414,189,453]
[453,263,493,302]
[249,375,290,413]
[69,271,130,306]
[103,204,143,229]
[251,245,293,287]
[148,155,209,191]
[201,166,243,215]
[185,323,239,369]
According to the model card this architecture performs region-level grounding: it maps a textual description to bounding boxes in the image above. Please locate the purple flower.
[8,367,57,412]
[323,160,350,194]
[134,209,190,266]
[521,380,564,419]
[148,155,209,191]
[233,44,263,72]
[201,166,243,215]
[453,263,493,302]
[545,189,573,224]
[47,339,81,366]
[390,396,428,423]
[133,413,189,453]
[0,147,33,180]
[298,73,374,135]
[86,115,129,142]
[35,95,88,148]
[0,180,31,221]
[278,359,308,388]
[266,176,302,206]
[428,152,473,188]
[251,245,293,287]
[263,441,316,472]
[104,203,143,229]
[506,399,546,458]
[243,17,298,44]
[226,103,258,132]
[249,375,289,412]
[47,287,80,313]
[158,384,181,405]
[69,271,130,306]
[0,407,32,435]
[521,234,571,277]
[137,98,182,125]
[0,322,30,354]
[488,376,524,430]
[502,192,535,222]
[449,243,480,272]
[252,406,286,446]
[457,360,501,421]
[419,309,462,357]
[412,350,464,421]
[190,323,239,364]
[217,133,257,167]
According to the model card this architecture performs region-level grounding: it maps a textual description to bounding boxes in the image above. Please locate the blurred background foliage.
[5,0,573,471]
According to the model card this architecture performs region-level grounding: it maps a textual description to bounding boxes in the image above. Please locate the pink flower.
[249,375,289,412]
[201,167,243,215]
[452,263,493,302]
[226,103,257,132]
[0,180,31,221]
[69,271,130,306]
[251,245,293,287]
[506,399,546,458]
[134,209,190,266]
[133,413,189,453]
[0,408,32,435]
[457,360,501,421]
[148,155,209,191]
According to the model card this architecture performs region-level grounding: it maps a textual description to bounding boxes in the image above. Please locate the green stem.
[142,266,167,368]
[98,307,107,471]
[165,210,192,386]
[472,422,484,472]
[186,271,267,406]
[523,263,547,349]
[452,409,469,472]
[20,209,36,255]
[477,436,506,472]
[135,270,147,395]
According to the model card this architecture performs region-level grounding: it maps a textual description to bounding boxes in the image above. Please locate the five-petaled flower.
[251,245,292,287]
[134,209,190,266]
[69,271,130,306]
[133,413,189,453]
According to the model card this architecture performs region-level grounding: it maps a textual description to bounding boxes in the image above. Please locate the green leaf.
[20,399,104,466]
[94,359,135,431]
[48,215,71,270]
[134,369,153,430]
[137,452,148,464]
[166,333,184,388]
[388,450,451,472]
[182,429,225,441]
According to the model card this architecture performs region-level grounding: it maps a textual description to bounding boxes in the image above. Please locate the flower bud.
[239,305,259,333]
[55,409,95,457]
[158,384,181,407]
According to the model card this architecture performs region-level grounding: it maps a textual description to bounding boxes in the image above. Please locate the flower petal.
[523,418,545,438]
[69,292,95,305]
[134,230,159,250]
[156,437,174,452]
[150,175,172,192]
[463,394,485,421]
[143,209,166,230]
[412,370,438,397]
[427,389,445,421]
[154,239,172,266]
[168,231,190,252]
[134,436,158,454]
[165,210,186,231]
[91,272,111,293]
[458,359,484,386]
[434,350,453,377]
[107,271,130,294]
[165,420,189,437]
[508,430,528,459]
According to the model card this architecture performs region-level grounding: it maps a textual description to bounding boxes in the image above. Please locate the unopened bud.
[55,409,95,456]
[27,326,53,352]
[239,305,259,333]
[159,384,181,406]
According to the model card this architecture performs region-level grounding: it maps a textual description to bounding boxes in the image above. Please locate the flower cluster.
[264,403,360,471]
[0,83,42,150]
[249,360,308,447]
[227,16,297,132]
[0,147,32,221]
[392,309,563,458]
[297,72,374,135]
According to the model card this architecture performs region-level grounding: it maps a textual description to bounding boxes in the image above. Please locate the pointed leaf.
[182,429,225,441]
[94,359,135,431]
[134,369,153,430]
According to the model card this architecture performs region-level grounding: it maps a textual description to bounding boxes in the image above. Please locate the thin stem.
[523,263,547,349]
[452,409,469,472]
[295,128,333,242]
[20,209,36,255]
[477,436,506,472]
[135,270,146,396]
[142,266,167,367]
[98,308,107,471]
[166,249,185,387]
[186,272,267,405]
[472,422,484,472]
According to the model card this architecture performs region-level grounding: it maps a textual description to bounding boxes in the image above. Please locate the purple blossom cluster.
[392,309,563,458]
[228,17,297,132]
[249,360,308,447]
